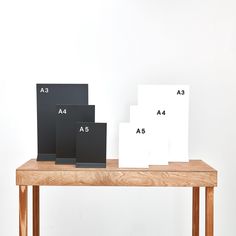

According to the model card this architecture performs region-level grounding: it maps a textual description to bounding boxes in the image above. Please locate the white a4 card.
[138,85,189,162]
[130,105,168,165]
[119,123,149,168]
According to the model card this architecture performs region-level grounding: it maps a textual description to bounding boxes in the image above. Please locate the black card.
[76,122,107,168]
[37,84,88,161]
[56,105,95,164]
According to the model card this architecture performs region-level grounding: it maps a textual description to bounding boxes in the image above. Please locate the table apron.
[16,170,217,187]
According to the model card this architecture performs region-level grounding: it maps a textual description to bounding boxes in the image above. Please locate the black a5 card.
[76,122,107,168]
[56,105,95,164]
[36,84,88,161]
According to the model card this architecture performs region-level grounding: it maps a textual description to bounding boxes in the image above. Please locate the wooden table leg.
[19,185,28,236]
[33,186,40,236]
[192,187,200,236]
[205,187,214,236]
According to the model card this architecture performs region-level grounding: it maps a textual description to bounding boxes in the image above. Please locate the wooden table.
[16,159,217,236]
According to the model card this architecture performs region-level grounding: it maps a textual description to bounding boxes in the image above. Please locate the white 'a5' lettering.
[79,126,89,133]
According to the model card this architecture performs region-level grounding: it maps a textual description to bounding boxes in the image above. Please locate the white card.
[138,85,189,162]
[130,105,168,165]
[148,125,168,165]
[119,123,149,168]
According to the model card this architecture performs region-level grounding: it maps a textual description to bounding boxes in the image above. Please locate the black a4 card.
[76,122,107,168]
[56,105,95,164]
[37,84,88,161]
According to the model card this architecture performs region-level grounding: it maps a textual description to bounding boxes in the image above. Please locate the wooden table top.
[16,159,217,187]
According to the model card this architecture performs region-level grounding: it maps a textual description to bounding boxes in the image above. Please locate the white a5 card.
[130,105,168,165]
[119,123,149,168]
[138,85,189,162]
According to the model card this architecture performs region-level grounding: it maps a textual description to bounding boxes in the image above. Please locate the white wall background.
[0,0,236,235]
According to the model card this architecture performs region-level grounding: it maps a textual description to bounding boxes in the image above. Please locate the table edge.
[16,159,218,173]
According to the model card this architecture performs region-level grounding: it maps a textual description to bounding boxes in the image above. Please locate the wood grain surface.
[19,186,27,236]
[192,187,200,236]
[33,186,39,236]
[16,159,217,187]
[206,187,214,236]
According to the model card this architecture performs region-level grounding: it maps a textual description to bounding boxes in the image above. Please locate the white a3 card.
[138,85,189,162]
[119,123,149,168]
[130,105,168,165]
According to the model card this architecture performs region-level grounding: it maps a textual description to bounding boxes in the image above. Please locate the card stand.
[37,84,88,161]
[137,85,189,162]
[118,121,169,168]
[75,122,107,168]
[55,105,95,165]
[36,154,56,161]
[119,123,149,168]
[129,105,169,166]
